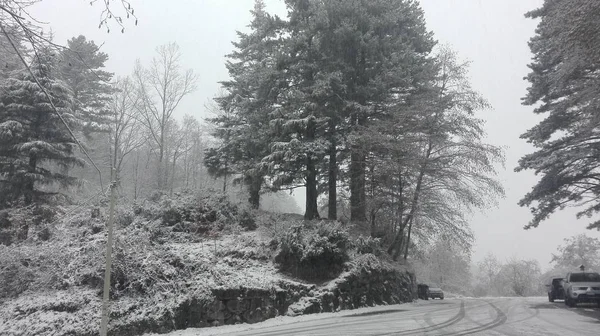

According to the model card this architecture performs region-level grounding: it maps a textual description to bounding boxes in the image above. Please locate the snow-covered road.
[150,297,600,336]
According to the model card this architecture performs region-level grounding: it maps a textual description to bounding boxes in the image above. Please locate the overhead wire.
[15,189,106,244]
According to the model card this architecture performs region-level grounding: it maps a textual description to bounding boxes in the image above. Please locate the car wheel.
[549,294,554,302]
[566,298,576,307]
[440,297,444,300]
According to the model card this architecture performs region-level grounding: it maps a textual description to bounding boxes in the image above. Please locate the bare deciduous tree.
[180,114,205,189]
[133,42,197,190]
[108,76,145,188]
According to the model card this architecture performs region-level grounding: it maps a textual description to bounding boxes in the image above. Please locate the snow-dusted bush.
[0,237,83,300]
[137,192,258,235]
[238,209,257,231]
[215,233,273,261]
[353,236,383,256]
[274,221,350,280]
[0,205,58,246]
[0,289,101,336]
[0,245,35,299]
[115,206,135,228]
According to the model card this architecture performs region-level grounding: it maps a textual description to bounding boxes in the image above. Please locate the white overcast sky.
[29,0,600,270]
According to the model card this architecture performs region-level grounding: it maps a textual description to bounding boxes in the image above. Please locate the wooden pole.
[100,168,117,336]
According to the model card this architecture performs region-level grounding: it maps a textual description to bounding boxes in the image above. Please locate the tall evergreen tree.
[265,0,331,219]
[0,49,83,206]
[58,35,114,135]
[0,28,25,80]
[307,0,436,222]
[207,0,284,209]
[517,0,600,230]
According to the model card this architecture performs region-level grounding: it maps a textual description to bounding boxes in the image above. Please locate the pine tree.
[517,0,600,229]
[295,0,436,222]
[0,29,24,80]
[207,0,284,208]
[263,0,332,219]
[0,49,83,206]
[58,35,114,135]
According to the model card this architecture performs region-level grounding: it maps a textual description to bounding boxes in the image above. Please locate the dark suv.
[428,287,444,300]
[547,277,565,302]
[417,284,429,300]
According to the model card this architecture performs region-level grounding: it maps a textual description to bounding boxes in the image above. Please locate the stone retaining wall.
[287,255,416,316]
[110,255,415,335]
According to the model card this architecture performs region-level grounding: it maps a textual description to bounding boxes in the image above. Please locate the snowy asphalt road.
[163,297,600,336]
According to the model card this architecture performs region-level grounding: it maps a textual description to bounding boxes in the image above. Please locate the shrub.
[238,210,257,231]
[354,236,383,256]
[215,234,271,261]
[115,207,135,228]
[0,242,72,299]
[0,253,35,299]
[162,207,182,226]
[0,206,58,246]
[37,227,51,241]
[274,221,350,280]
[144,193,257,235]
[31,205,57,225]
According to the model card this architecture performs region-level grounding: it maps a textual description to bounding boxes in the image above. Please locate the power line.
[16,189,106,244]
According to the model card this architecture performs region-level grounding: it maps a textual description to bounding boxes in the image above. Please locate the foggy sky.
[29,0,600,270]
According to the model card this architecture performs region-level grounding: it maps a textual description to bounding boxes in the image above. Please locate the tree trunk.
[387,227,405,257]
[370,209,377,237]
[403,216,414,260]
[170,157,177,196]
[304,116,320,220]
[350,49,368,223]
[157,122,166,190]
[350,149,366,222]
[397,168,404,233]
[133,151,140,200]
[388,142,432,260]
[390,169,424,260]
[350,111,367,223]
[157,146,164,190]
[328,123,337,220]
[24,155,37,205]
[112,128,120,187]
[248,174,262,209]
[305,156,320,220]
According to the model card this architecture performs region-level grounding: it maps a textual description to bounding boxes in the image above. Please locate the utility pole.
[100,168,117,336]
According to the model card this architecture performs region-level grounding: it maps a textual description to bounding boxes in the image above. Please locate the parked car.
[417,284,429,300]
[428,287,444,300]
[562,271,600,307]
[546,277,565,302]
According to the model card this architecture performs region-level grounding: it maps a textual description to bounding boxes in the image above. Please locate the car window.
[570,273,600,282]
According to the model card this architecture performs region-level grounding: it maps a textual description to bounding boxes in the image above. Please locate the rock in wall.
[287,254,416,316]
[109,255,414,335]
[109,281,315,335]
